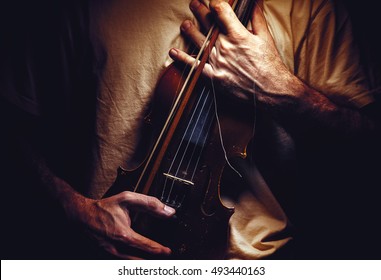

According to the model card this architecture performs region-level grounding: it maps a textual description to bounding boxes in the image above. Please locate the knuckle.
[119,229,134,244]
[121,191,132,200]
[236,30,251,42]
[198,38,206,47]
[182,53,193,65]
[214,70,225,80]
[211,0,227,14]
[146,196,161,211]
[181,20,193,33]
[218,41,229,54]
[150,245,164,254]
[94,199,103,208]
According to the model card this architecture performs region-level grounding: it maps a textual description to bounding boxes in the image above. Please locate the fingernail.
[169,48,178,57]
[164,247,172,255]
[190,0,201,10]
[164,205,176,215]
[181,20,192,31]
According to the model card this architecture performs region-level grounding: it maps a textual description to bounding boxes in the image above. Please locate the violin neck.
[234,0,257,26]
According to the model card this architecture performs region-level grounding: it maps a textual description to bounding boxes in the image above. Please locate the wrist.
[256,73,304,112]
[261,70,336,116]
[51,176,94,222]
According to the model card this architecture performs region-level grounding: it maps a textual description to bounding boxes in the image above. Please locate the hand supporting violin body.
[48,174,176,259]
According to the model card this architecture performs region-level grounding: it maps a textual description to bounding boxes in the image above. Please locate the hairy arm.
[4,102,175,259]
[170,0,379,135]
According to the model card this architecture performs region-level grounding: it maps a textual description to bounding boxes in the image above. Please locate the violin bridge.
[163,173,194,186]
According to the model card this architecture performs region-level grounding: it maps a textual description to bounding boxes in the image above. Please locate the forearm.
[1,99,82,211]
[171,0,379,136]
[11,125,93,224]
[298,86,376,134]
[31,153,90,219]
[257,74,378,135]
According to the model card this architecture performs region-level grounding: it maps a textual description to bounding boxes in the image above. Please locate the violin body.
[104,61,255,259]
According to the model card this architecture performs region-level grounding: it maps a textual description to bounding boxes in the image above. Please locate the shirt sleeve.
[264,0,374,108]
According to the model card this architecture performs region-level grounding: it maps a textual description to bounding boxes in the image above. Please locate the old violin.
[104,0,256,259]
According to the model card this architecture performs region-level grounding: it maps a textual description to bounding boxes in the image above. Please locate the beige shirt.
[87,0,373,259]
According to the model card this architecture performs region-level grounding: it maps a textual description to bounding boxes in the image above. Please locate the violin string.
[164,87,214,205]
[160,29,256,204]
[133,23,216,193]
[210,79,243,178]
[171,87,212,188]
[159,24,223,203]
[161,22,248,203]
[175,96,215,207]
[165,86,211,203]
[250,86,257,163]
[171,43,200,109]
[184,94,213,177]
[190,99,215,181]
[160,86,208,201]
[158,44,200,201]
[161,87,207,201]
[162,7,242,203]
[159,26,216,202]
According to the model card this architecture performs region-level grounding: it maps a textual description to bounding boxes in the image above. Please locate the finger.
[209,0,246,35]
[190,0,213,31]
[181,20,207,49]
[122,228,172,255]
[118,191,175,218]
[169,48,214,78]
[251,3,269,37]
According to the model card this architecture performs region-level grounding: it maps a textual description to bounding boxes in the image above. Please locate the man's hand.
[169,0,305,106]
[169,0,379,134]
[62,184,176,259]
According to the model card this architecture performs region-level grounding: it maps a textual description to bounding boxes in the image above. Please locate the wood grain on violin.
[104,0,257,259]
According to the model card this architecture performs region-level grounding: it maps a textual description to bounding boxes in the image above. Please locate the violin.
[104,0,256,259]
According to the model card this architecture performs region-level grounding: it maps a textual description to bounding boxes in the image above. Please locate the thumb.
[117,191,176,218]
[209,0,247,36]
[251,2,269,37]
